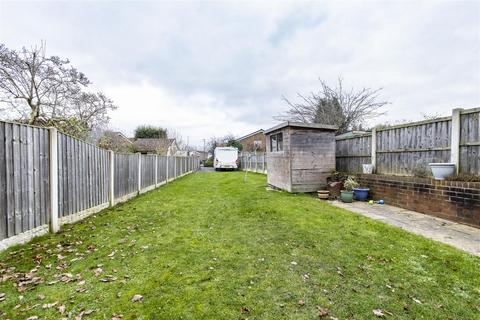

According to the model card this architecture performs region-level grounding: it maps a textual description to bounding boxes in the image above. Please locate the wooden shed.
[265,122,337,193]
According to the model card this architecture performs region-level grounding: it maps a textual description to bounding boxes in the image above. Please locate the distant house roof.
[265,122,338,134]
[103,131,133,144]
[236,129,265,142]
[134,138,176,153]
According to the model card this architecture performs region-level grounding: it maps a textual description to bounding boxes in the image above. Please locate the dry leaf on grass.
[42,301,58,309]
[240,306,250,313]
[373,309,385,317]
[131,294,144,303]
[317,306,329,317]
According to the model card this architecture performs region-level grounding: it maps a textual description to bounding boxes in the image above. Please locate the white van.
[214,147,239,170]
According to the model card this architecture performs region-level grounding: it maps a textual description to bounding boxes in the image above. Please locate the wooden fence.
[0,120,199,249]
[335,107,479,176]
[239,152,267,174]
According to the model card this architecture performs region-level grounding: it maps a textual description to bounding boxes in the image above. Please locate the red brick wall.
[238,132,266,152]
[357,174,480,227]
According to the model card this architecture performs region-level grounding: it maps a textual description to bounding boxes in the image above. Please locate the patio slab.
[329,200,480,256]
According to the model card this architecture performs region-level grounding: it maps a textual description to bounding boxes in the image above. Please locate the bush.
[204,156,214,167]
[134,125,167,139]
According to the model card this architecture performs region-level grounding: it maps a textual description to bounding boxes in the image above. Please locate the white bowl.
[429,163,455,180]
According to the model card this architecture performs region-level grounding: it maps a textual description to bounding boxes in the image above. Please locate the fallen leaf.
[240,306,250,313]
[58,304,66,314]
[317,306,329,317]
[373,309,385,317]
[131,294,143,303]
[94,268,103,277]
[42,301,59,309]
[412,298,422,304]
[298,299,305,306]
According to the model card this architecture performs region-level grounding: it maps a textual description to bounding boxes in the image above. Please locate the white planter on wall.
[429,163,456,180]
[362,164,374,174]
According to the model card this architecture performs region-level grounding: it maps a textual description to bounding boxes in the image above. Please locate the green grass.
[0,172,479,319]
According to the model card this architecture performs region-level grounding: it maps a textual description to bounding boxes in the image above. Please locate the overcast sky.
[1,1,479,148]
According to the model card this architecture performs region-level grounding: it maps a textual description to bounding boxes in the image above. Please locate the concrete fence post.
[371,128,377,173]
[154,154,158,187]
[451,108,462,174]
[263,153,267,174]
[174,156,177,179]
[166,156,169,183]
[109,150,115,207]
[137,153,142,193]
[49,127,59,233]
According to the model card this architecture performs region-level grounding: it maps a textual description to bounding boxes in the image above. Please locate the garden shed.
[265,122,337,193]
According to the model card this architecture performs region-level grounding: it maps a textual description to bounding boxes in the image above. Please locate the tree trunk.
[28,103,39,125]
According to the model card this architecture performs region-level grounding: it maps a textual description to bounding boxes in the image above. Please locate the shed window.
[270,133,283,152]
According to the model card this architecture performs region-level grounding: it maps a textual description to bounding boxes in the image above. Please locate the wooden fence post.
[137,153,141,193]
[109,150,115,207]
[49,127,59,233]
[154,154,158,187]
[371,128,377,173]
[451,108,462,174]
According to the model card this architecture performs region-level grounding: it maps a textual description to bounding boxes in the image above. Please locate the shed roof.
[264,122,338,134]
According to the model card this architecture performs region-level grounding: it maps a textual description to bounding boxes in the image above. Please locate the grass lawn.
[0,172,479,319]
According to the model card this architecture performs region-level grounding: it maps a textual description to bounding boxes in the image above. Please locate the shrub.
[204,156,214,167]
[134,125,167,139]
[343,176,359,191]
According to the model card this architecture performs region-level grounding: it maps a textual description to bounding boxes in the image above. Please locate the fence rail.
[0,120,199,249]
[336,107,479,176]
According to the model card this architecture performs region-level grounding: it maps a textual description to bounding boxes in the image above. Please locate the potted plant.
[340,176,358,203]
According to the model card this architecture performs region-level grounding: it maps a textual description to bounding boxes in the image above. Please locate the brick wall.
[238,132,266,152]
[357,174,480,227]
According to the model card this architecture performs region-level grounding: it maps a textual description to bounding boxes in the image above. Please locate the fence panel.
[376,119,451,175]
[460,109,480,175]
[335,135,372,173]
[58,133,110,217]
[0,122,50,240]
[114,153,139,198]
[141,154,156,188]
[239,152,267,173]
[157,156,167,183]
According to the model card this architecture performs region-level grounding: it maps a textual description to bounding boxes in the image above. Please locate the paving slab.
[329,200,480,256]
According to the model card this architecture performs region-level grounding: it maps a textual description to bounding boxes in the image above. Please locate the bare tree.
[277,78,389,133]
[0,43,117,138]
